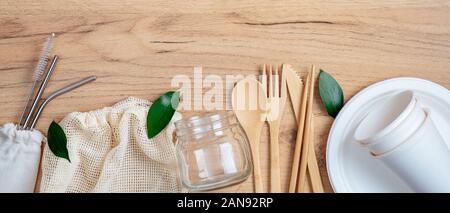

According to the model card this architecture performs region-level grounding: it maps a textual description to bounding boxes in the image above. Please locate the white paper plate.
[326,77,450,193]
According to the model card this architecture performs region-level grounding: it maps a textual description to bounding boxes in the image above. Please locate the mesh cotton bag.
[40,97,182,192]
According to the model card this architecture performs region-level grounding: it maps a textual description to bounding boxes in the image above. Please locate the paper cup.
[354,90,426,155]
[374,110,450,192]
[368,99,426,155]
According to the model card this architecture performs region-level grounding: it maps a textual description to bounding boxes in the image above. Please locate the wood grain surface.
[1,0,449,193]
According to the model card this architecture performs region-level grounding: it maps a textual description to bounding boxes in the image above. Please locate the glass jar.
[175,111,253,191]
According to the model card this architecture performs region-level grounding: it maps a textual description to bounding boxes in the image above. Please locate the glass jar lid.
[175,111,238,138]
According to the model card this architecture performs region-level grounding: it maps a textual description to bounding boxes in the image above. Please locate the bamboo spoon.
[297,65,316,192]
[307,118,324,193]
[232,77,267,193]
[288,69,310,193]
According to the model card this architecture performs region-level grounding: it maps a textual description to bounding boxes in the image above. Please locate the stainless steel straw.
[18,33,55,129]
[22,55,59,129]
[29,76,97,129]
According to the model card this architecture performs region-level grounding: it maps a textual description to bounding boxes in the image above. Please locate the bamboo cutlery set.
[232,64,324,193]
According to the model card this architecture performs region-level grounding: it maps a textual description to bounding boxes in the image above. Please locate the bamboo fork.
[297,65,316,192]
[262,64,286,193]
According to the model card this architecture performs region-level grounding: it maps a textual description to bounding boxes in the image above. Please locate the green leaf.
[147,91,180,139]
[319,69,344,118]
[47,121,70,162]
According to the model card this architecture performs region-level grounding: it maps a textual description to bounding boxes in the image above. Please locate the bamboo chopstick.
[308,118,324,193]
[297,65,316,192]
[288,70,311,193]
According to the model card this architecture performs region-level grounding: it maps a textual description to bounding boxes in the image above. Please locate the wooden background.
[1,0,449,193]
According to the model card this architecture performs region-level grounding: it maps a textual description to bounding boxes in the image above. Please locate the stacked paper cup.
[354,90,450,192]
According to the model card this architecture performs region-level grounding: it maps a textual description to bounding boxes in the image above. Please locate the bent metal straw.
[18,33,55,129]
